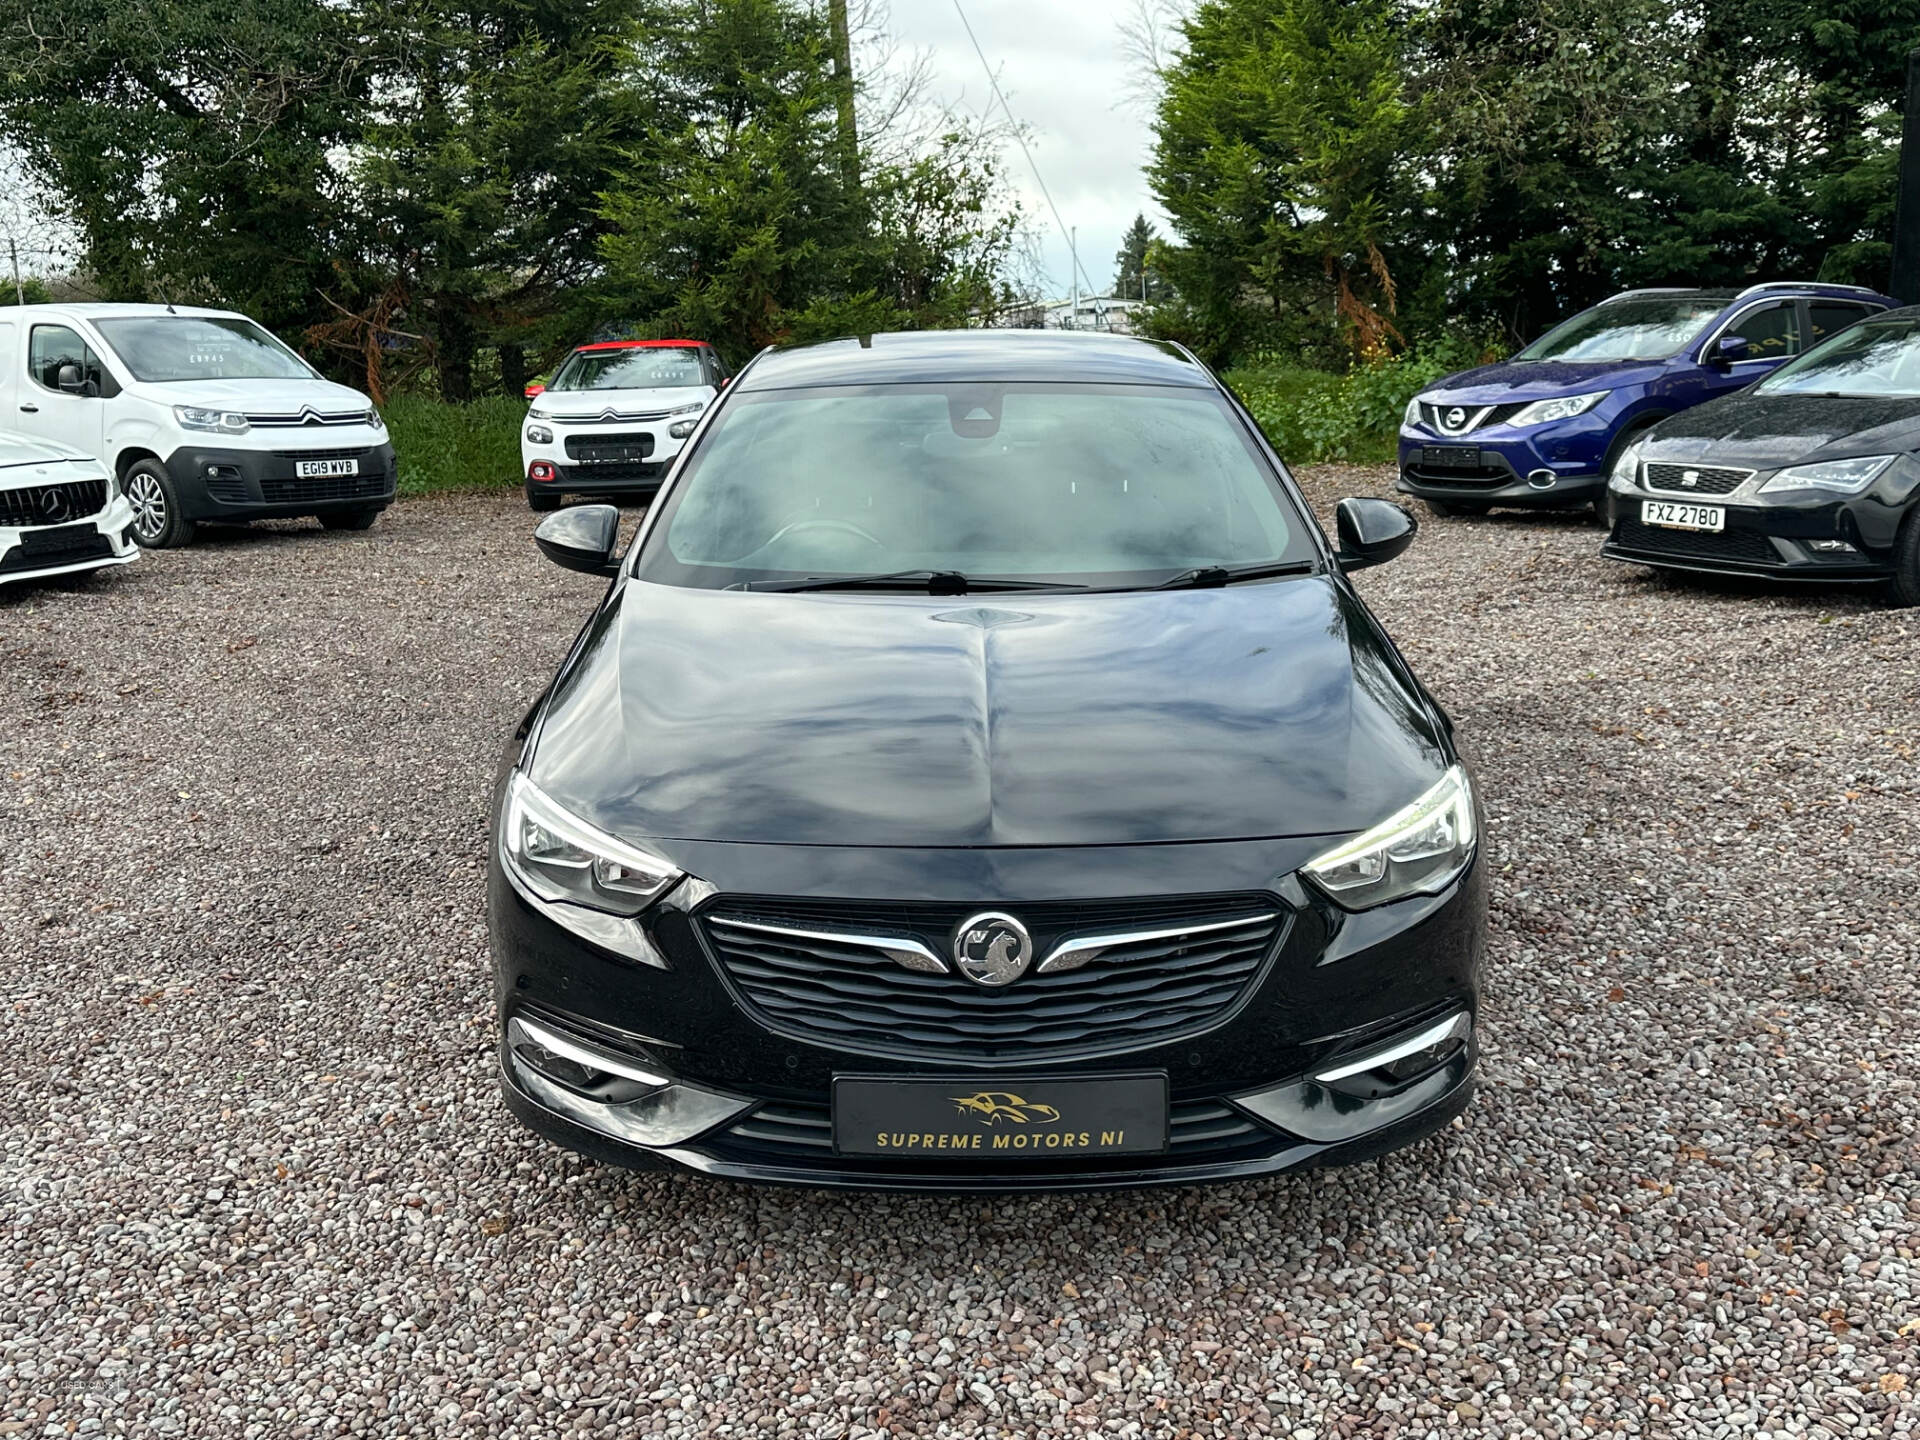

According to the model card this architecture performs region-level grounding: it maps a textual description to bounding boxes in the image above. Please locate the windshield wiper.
[1145,560,1317,591]
[736,570,1086,594]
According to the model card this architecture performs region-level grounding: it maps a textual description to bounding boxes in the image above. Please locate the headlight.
[1509,391,1609,428]
[1303,766,1476,910]
[1610,441,1645,487]
[1758,455,1895,495]
[366,409,386,432]
[528,405,551,420]
[500,774,684,966]
[525,424,554,445]
[669,419,697,439]
[1402,396,1424,429]
[174,404,250,435]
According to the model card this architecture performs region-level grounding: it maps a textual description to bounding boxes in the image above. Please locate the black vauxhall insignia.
[487,330,1486,1190]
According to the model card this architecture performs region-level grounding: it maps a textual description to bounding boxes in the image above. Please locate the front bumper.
[523,429,686,500]
[0,497,140,584]
[162,441,398,521]
[487,831,1486,1191]
[1397,425,1607,507]
[1601,480,1902,582]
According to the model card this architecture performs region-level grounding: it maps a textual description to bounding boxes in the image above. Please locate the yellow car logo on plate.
[950,1092,1061,1126]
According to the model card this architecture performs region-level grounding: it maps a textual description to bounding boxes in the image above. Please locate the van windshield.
[91,317,318,382]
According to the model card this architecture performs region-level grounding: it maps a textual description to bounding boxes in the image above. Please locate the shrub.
[384,394,528,495]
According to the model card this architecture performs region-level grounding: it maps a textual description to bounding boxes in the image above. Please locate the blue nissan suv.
[1397,283,1898,515]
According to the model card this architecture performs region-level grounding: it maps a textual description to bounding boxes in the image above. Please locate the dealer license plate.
[295,458,359,478]
[1642,499,1724,532]
[832,1074,1169,1158]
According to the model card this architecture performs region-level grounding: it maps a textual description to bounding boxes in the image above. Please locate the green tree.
[1111,213,1171,301]
[1148,0,1421,364]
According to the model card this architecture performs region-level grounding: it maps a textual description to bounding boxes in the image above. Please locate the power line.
[950,0,1101,301]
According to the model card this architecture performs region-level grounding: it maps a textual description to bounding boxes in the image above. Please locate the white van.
[0,304,396,547]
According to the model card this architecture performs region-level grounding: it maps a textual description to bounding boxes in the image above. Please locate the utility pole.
[1070,226,1078,331]
[828,0,859,188]
[1892,47,1920,304]
[8,238,20,306]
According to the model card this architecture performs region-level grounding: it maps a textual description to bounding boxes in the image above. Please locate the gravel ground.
[2,472,1917,1439]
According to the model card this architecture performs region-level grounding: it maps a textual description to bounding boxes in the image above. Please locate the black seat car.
[488,330,1485,1190]
[1603,305,1920,603]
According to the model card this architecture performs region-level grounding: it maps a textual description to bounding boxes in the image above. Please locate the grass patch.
[386,394,526,496]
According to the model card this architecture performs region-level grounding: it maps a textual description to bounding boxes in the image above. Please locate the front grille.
[271,447,373,461]
[1,524,112,574]
[245,410,370,428]
[1613,518,1781,564]
[1644,462,1753,496]
[1421,401,1528,434]
[703,1097,1271,1170]
[700,894,1286,1063]
[549,407,679,423]
[259,470,390,503]
[0,478,108,528]
[1404,453,1517,487]
[565,433,656,463]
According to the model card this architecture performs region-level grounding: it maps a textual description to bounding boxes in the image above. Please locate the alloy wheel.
[127,472,167,543]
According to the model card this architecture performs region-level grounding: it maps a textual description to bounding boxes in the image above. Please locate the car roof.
[575,339,711,352]
[735,329,1213,392]
[1,302,250,322]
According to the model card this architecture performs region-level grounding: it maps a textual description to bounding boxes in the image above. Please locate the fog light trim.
[506,1015,751,1148]
[1314,1011,1471,1085]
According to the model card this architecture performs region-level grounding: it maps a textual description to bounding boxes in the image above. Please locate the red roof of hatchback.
[575,339,711,352]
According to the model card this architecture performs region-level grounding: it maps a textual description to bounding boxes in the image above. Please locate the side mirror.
[1334,497,1417,570]
[524,381,546,399]
[1712,334,1751,368]
[57,363,85,394]
[534,504,622,576]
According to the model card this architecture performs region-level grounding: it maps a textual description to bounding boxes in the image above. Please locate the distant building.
[1043,294,1147,334]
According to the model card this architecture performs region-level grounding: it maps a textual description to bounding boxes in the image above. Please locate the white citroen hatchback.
[0,304,395,547]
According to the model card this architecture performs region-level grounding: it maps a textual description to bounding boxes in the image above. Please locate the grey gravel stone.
[1,476,1916,1437]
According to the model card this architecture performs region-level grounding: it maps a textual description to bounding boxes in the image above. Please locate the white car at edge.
[0,429,138,585]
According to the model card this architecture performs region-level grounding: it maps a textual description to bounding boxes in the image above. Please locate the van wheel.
[527,486,561,512]
[124,460,196,549]
[320,509,381,532]
[1424,499,1489,517]
[1887,513,1920,608]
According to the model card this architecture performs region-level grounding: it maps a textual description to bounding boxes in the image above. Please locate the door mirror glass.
[534,504,622,576]
[1334,497,1417,570]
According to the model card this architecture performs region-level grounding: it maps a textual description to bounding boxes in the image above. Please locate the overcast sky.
[888,0,1170,301]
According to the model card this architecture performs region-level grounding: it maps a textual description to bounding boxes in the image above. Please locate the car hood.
[528,577,1450,849]
[138,378,373,412]
[1638,392,1920,468]
[1425,358,1668,405]
[0,429,104,473]
[535,386,714,418]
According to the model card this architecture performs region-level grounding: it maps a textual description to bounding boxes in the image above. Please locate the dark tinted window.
[1808,302,1876,347]
[1516,297,1726,362]
[1724,301,1800,359]
[28,325,109,393]
[634,382,1314,590]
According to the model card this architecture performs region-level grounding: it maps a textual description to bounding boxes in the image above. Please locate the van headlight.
[525,424,554,445]
[365,409,386,432]
[174,405,250,435]
[1303,766,1476,910]
[1509,391,1609,428]
[667,400,705,440]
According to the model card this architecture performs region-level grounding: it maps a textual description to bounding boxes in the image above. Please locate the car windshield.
[632,382,1317,591]
[91,316,317,382]
[1753,316,1920,398]
[552,347,707,391]
[1516,297,1727,362]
